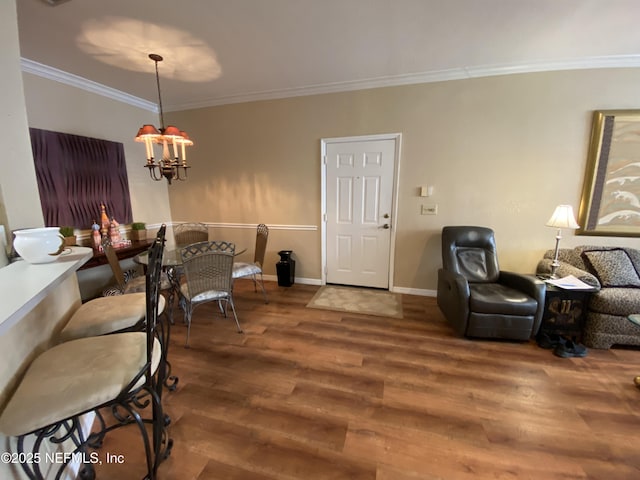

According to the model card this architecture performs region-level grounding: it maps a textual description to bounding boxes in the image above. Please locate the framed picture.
[578,110,640,237]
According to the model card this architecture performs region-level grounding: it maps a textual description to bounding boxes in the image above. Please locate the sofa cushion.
[582,249,640,288]
[544,248,588,270]
[625,247,640,274]
[589,287,640,316]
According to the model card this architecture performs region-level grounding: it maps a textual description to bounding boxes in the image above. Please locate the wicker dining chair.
[179,241,242,346]
[232,223,269,303]
[172,222,209,295]
[174,222,208,247]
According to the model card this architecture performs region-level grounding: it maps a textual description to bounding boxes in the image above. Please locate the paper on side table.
[545,275,594,290]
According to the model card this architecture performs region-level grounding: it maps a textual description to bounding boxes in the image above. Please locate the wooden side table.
[539,285,597,340]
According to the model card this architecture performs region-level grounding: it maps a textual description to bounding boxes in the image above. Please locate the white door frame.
[320,133,402,290]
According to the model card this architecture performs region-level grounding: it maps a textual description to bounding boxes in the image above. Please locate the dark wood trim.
[78,239,152,270]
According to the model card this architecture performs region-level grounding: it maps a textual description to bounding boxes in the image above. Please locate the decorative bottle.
[109,218,121,244]
[100,204,110,238]
[91,220,101,250]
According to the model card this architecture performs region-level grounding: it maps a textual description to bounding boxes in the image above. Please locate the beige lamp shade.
[546,205,580,229]
[135,124,161,141]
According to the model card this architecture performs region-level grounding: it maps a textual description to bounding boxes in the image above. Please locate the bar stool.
[0,226,172,479]
[59,239,178,391]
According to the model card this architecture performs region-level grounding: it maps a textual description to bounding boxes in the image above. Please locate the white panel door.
[325,138,396,288]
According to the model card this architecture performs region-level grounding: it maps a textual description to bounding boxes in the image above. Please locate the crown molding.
[22,54,640,112]
[465,54,640,78]
[181,54,640,110]
[20,58,158,113]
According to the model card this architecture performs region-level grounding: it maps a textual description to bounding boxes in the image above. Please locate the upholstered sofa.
[537,246,640,349]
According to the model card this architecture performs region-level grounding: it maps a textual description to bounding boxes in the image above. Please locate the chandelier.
[136,54,193,184]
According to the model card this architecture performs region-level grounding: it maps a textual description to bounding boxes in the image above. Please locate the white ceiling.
[16,0,640,112]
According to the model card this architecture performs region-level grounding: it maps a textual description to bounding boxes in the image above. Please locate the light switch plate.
[421,204,438,215]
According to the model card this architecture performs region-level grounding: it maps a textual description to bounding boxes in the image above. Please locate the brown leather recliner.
[437,226,545,340]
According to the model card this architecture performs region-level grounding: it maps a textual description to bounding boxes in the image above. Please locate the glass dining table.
[135,246,247,267]
[134,249,184,326]
[135,248,185,268]
[133,244,246,338]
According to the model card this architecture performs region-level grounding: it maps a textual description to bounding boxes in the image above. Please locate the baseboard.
[392,287,436,297]
[262,274,322,286]
[261,276,436,295]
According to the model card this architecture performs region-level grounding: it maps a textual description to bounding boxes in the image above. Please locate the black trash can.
[276,250,295,287]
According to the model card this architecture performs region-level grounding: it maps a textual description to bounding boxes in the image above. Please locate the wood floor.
[96,281,640,480]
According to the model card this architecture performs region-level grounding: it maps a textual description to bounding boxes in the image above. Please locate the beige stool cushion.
[59,293,165,342]
[0,332,161,437]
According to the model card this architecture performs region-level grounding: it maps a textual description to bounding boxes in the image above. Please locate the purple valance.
[29,128,133,228]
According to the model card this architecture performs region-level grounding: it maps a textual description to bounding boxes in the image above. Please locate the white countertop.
[0,247,93,335]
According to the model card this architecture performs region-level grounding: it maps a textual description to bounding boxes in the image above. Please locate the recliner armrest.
[499,271,544,296]
[499,271,546,334]
[437,268,471,335]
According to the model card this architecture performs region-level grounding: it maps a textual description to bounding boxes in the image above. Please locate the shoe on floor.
[554,339,588,358]
[536,332,566,349]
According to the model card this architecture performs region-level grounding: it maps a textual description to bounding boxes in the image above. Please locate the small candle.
[145,138,152,161]
[172,140,179,161]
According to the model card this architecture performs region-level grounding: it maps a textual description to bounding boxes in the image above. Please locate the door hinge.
[323,213,327,222]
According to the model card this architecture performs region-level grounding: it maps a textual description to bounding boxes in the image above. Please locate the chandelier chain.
[154,58,166,132]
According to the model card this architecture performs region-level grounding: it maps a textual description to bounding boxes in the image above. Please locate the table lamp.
[546,204,580,278]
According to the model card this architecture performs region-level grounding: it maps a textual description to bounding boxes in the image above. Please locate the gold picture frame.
[578,110,640,237]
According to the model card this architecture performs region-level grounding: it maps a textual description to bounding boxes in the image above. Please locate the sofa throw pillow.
[581,249,640,288]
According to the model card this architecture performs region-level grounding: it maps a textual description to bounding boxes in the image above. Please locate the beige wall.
[22,73,173,228]
[20,74,175,298]
[4,0,640,293]
[166,69,640,292]
[1,0,172,237]
[0,1,43,232]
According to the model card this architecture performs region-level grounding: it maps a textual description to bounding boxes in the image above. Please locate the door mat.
[306,285,403,319]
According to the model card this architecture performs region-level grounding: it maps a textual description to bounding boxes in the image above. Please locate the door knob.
[383,213,390,218]
[382,224,390,229]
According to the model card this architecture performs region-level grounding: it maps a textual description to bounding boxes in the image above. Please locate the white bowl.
[13,227,65,264]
